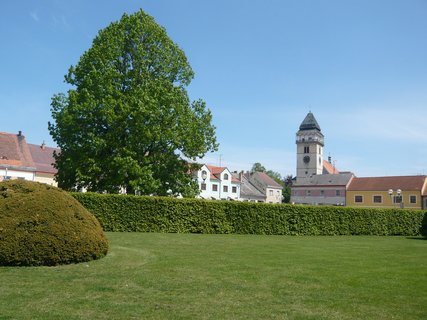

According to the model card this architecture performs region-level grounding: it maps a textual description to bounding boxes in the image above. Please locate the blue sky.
[1,0,426,178]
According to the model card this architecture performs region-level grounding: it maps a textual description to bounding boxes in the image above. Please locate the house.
[292,173,354,206]
[0,131,36,181]
[233,171,266,202]
[291,112,354,205]
[28,142,58,186]
[346,175,427,209]
[0,131,58,186]
[195,164,240,200]
[245,171,283,203]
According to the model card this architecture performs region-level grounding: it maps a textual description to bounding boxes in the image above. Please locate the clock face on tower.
[303,155,310,164]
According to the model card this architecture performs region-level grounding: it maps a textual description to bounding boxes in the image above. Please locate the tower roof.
[299,112,321,131]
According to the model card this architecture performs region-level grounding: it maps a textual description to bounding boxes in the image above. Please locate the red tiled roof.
[323,160,339,174]
[348,176,427,192]
[0,132,35,169]
[28,143,58,174]
[206,165,225,175]
[205,165,240,184]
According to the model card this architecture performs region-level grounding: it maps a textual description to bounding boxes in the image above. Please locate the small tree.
[49,10,218,196]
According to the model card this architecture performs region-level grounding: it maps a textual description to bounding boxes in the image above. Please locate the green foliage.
[421,212,427,237]
[282,186,291,203]
[0,180,108,266]
[72,193,424,236]
[49,9,217,195]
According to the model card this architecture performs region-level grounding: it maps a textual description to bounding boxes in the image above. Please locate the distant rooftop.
[299,112,321,131]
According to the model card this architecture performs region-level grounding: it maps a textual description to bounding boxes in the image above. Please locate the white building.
[195,164,240,200]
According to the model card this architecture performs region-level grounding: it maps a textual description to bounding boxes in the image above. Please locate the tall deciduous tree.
[49,10,218,196]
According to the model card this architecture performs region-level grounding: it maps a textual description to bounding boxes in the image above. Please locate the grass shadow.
[406,236,427,241]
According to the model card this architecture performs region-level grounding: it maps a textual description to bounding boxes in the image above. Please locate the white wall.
[196,165,240,200]
[0,168,35,181]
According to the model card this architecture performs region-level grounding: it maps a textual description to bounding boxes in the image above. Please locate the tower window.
[304,146,310,153]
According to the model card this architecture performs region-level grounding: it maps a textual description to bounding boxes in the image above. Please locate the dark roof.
[249,171,283,189]
[347,176,427,192]
[293,173,354,187]
[28,143,58,174]
[299,112,321,131]
[0,132,35,170]
[233,173,265,199]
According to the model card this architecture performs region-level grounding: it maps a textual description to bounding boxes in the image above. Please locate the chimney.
[18,131,22,137]
[41,141,46,150]
[239,170,244,181]
[328,155,332,163]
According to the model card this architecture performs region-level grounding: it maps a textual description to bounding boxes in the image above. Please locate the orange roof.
[348,176,427,192]
[205,165,240,184]
[206,165,225,175]
[323,160,339,174]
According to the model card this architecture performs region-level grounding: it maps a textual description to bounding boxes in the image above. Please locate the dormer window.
[223,173,229,180]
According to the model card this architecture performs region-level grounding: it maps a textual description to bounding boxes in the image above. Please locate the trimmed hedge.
[0,181,108,266]
[72,193,425,236]
[421,212,427,238]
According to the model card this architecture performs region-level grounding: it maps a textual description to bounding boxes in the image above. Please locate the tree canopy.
[49,10,218,196]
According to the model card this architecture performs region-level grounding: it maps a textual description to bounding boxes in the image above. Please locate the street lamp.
[388,188,403,208]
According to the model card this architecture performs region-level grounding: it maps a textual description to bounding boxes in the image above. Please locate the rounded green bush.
[0,180,108,266]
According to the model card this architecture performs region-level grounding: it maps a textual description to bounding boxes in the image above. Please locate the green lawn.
[1,233,426,319]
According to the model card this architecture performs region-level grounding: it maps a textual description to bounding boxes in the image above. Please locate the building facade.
[246,171,282,203]
[195,164,241,200]
[346,176,427,209]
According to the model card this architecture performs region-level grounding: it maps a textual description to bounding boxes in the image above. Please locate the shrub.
[0,180,108,266]
[72,193,425,236]
[421,212,427,238]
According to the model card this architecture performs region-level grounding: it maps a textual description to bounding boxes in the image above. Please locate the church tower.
[296,112,324,183]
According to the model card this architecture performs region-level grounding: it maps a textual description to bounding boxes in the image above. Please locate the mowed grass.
[1,233,426,319]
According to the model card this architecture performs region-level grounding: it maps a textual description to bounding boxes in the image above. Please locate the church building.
[290,112,354,205]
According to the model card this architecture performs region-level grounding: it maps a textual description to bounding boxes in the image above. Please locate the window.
[373,195,382,203]
[306,190,311,196]
[320,190,324,196]
[336,190,341,196]
[201,183,206,191]
[223,185,228,192]
[232,186,237,193]
[223,173,229,180]
[212,184,218,191]
[355,195,363,203]
[393,196,402,204]
[269,190,273,196]
[410,195,417,204]
[304,146,310,154]
[3,176,11,181]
